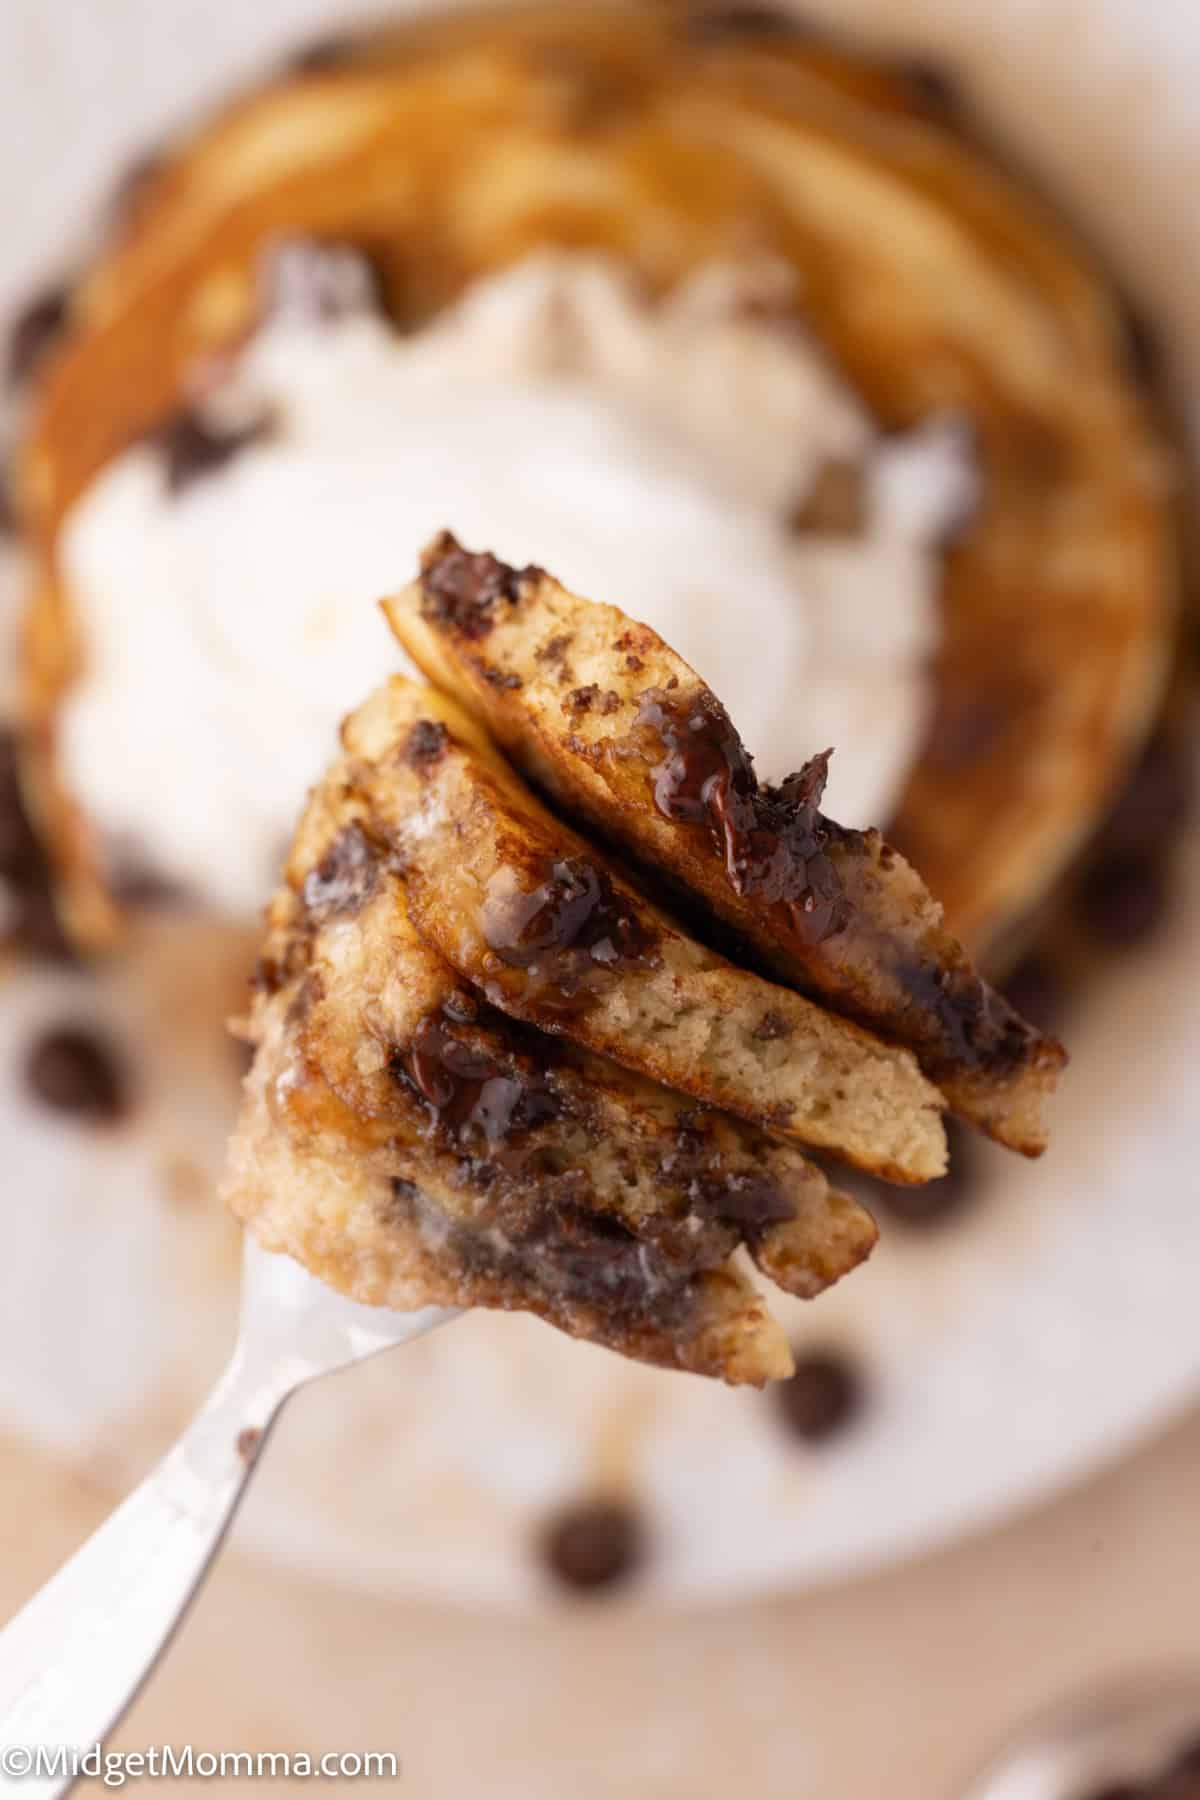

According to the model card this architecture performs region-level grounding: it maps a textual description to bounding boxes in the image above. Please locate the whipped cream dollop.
[60,251,974,916]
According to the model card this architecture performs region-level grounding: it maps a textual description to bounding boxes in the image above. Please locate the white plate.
[1,0,1199,1608]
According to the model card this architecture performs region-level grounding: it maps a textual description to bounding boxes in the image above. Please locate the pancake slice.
[338,676,947,1184]
[384,534,1066,1154]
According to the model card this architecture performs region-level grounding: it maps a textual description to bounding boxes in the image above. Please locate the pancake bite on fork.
[224,541,1063,1384]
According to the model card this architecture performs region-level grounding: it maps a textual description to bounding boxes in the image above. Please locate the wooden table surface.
[4,1401,1199,1799]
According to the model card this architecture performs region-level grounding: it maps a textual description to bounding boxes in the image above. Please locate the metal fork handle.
[0,1343,297,1799]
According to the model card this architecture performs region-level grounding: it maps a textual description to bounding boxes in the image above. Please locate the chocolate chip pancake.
[10,0,1175,965]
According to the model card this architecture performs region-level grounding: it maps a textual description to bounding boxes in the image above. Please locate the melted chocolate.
[410,1183,695,1328]
[419,533,536,640]
[483,856,656,1001]
[636,688,849,942]
[300,825,378,924]
[395,1006,559,1146]
[897,955,1039,1079]
[658,1122,794,1236]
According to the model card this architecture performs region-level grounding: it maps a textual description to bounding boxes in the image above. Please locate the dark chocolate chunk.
[6,283,70,388]
[774,1348,863,1443]
[753,1009,793,1042]
[405,719,450,767]
[419,532,534,640]
[540,1498,644,1593]
[153,404,274,496]
[636,687,848,942]
[1076,851,1170,948]
[482,855,657,1002]
[25,1026,129,1122]
[301,825,378,925]
[871,1117,978,1229]
[394,1005,559,1146]
[656,1117,794,1235]
[1002,952,1067,1036]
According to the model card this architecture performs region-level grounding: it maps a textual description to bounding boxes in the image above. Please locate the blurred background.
[1,1,1199,1796]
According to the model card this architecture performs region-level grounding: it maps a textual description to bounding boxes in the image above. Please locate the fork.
[0,1237,457,1798]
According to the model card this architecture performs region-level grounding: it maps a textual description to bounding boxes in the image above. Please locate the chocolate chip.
[7,284,71,388]
[405,719,450,767]
[540,1498,644,1594]
[1002,952,1067,1035]
[420,532,531,639]
[774,1348,862,1443]
[288,33,356,74]
[791,459,866,535]
[1076,851,1170,948]
[25,1026,129,1122]
[753,1009,793,1042]
[110,146,165,228]
[153,406,274,496]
